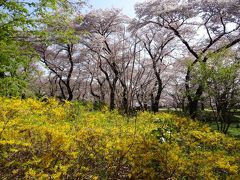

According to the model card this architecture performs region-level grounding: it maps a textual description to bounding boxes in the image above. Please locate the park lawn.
[209,123,240,138]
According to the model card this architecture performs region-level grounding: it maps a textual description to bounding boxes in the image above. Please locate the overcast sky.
[88,0,142,17]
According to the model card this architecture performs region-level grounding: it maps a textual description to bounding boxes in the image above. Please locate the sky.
[88,0,142,17]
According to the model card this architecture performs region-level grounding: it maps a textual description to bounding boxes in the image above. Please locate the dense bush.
[0,97,239,179]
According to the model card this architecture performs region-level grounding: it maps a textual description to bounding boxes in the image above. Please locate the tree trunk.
[122,93,128,113]
[58,79,66,100]
[152,84,162,113]
[151,101,159,113]
[66,85,73,101]
[66,44,74,101]
[120,79,128,113]
[185,68,203,118]
[188,100,198,119]
[109,88,115,111]
[109,77,118,111]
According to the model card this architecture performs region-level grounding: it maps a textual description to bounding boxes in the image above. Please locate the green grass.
[158,108,240,138]
[209,123,240,138]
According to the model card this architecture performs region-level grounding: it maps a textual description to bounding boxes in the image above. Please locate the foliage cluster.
[0,0,83,97]
[190,50,240,133]
[0,97,239,179]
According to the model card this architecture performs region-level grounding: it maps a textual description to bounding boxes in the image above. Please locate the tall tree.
[34,1,85,100]
[133,24,175,112]
[0,0,38,96]
[0,0,85,97]
[134,0,240,117]
[80,8,128,110]
[195,50,240,133]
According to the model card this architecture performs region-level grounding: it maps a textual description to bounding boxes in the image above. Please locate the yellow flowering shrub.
[0,97,239,179]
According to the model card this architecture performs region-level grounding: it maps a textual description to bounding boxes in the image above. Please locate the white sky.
[88,0,144,17]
